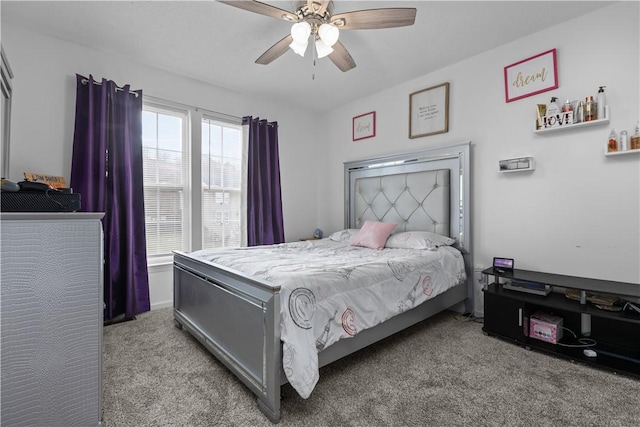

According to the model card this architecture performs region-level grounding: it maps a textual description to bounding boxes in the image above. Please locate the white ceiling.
[2,1,612,113]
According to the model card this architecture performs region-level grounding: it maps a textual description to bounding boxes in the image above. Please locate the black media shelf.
[482,268,640,379]
[487,283,640,325]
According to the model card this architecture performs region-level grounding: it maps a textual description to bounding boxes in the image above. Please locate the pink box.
[529,312,563,344]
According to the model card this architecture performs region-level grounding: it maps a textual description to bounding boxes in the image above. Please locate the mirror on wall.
[1,46,14,179]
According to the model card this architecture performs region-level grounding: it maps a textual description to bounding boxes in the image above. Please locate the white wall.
[3,2,639,312]
[2,23,322,309]
[319,2,640,296]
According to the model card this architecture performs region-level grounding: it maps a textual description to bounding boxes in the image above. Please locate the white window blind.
[201,117,242,249]
[142,104,190,258]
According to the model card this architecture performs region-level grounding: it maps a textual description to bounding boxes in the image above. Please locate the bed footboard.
[174,251,468,424]
[173,251,282,423]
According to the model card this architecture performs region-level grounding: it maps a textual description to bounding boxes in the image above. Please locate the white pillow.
[328,229,359,242]
[385,231,456,250]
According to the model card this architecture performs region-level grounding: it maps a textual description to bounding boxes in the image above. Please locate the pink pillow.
[350,221,397,250]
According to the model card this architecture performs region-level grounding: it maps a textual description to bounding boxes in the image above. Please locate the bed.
[173,141,473,423]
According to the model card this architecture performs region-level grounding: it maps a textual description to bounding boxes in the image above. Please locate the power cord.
[624,301,640,315]
[45,188,71,210]
[454,312,484,324]
[557,326,597,348]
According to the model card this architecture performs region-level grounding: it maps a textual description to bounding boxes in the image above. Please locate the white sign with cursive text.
[504,49,558,103]
[352,111,376,141]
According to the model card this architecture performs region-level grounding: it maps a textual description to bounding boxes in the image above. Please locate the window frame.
[200,114,244,250]
[142,96,242,266]
[142,101,191,265]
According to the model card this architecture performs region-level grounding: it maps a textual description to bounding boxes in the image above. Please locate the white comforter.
[190,239,466,399]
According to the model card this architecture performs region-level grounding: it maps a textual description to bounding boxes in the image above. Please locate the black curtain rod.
[80,78,140,97]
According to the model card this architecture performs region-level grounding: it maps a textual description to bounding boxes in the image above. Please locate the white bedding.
[190,238,466,399]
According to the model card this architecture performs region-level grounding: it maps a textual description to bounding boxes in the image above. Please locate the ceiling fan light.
[290,21,311,42]
[289,40,308,57]
[315,39,333,59]
[318,23,339,47]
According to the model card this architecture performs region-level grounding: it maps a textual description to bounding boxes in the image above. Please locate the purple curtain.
[243,116,285,246]
[70,74,150,321]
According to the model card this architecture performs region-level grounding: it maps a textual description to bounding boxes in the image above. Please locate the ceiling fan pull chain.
[312,40,318,80]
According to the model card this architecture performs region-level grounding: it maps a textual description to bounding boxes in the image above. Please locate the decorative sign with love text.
[504,49,558,103]
[542,111,574,129]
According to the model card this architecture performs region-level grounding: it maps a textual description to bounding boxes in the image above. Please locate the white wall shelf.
[499,168,535,173]
[499,157,535,173]
[534,106,609,134]
[604,148,640,157]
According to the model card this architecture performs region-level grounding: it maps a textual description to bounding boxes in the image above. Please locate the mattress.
[190,238,466,398]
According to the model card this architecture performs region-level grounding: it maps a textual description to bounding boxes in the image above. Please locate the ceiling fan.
[217,0,417,72]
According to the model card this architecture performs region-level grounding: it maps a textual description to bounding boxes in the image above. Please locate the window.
[201,117,242,249]
[142,99,243,262]
[142,104,190,259]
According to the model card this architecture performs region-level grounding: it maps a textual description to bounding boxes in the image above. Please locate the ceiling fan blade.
[328,41,356,72]
[217,0,298,21]
[306,0,330,16]
[331,8,417,30]
[255,34,293,65]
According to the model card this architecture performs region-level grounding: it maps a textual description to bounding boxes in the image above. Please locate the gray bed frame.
[173,141,473,423]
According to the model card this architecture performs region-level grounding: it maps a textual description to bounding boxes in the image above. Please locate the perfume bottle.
[571,100,581,123]
[584,96,596,121]
[631,121,640,150]
[575,101,584,123]
[607,129,618,153]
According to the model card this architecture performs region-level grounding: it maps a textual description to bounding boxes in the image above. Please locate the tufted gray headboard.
[353,169,450,236]
[344,142,473,317]
[344,141,473,310]
[344,141,472,261]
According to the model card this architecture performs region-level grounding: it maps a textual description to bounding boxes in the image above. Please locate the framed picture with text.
[409,82,449,139]
[504,49,558,103]
[352,111,376,141]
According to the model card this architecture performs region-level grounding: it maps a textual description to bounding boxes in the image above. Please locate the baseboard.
[151,300,173,311]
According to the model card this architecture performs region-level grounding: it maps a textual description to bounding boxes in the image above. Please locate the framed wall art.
[352,111,376,141]
[504,48,558,103]
[409,82,449,139]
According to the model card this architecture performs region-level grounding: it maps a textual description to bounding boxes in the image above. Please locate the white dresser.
[1,212,104,426]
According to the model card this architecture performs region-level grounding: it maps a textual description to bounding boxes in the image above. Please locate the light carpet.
[102,308,640,426]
